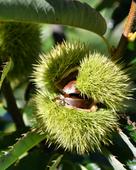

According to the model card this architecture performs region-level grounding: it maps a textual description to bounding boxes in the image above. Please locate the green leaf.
[127,159,136,170]
[80,162,101,170]
[49,154,63,170]
[80,165,88,170]
[102,148,127,170]
[0,130,46,170]
[7,149,52,170]
[0,0,107,35]
[125,124,136,143]
[119,131,136,158]
[0,59,12,89]
[86,163,101,170]
[108,155,127,170]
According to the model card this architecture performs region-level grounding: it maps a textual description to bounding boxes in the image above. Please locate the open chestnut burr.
[56,80,98,111]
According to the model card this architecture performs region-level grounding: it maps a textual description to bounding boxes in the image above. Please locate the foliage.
[0,0,106,36]
[0,130,46,170]
[49,155,63,170]
[0,22,41,80]
[0,0,135,170]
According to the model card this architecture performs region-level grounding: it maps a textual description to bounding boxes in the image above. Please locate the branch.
[2,79,25,129]
[112,0,136,60]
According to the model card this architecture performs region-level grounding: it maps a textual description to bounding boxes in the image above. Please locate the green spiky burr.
[32,42,133,154]
[0,22,41,80]
[76,52,133,111]
[34,93,118,154]
[33,42,89,98]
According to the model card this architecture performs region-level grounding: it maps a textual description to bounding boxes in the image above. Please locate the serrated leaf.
[108,155,127,170]
[82,152,113,170]
[80,164,101,170]
[126,125,134,131]
[86,163,101,170]
[125,124,136,143]
[130,132,136,142]
[80,165,88,170]
[7,149,52,170]
[49,155,63,170]
[0,0,107,35]
[0,130,26,150]
[0,130,46,170]
[127,159,136,170]
[109,132,134,162]
[0,59,12,89]
[119,131,136,158]
[102,147,127,170]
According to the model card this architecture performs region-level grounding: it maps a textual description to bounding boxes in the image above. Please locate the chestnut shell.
[61,80,95,110]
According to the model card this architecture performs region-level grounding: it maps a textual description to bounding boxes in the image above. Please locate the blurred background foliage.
[0,0,136,170]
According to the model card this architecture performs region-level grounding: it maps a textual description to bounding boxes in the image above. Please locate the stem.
[123,0,136,37]
[112,0,136,61]
[2,79,25,129]
[101,36,111,55]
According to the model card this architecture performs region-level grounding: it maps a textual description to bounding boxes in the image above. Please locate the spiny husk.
[0,22,41,80]
[33,42,89,98]
[76,52,133,111]
[34,93,118,154]
[32,42,133,154]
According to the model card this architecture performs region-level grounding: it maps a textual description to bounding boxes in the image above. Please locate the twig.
[2,79,25,129]
[112,0,136,60]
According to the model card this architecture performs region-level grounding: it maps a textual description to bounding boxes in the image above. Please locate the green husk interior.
[0,22,41,80]
[33,42,89,98]
[34,93,118,154]
[76,52,133,111]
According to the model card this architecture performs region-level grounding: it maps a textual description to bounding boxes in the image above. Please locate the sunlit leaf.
[102,147,127,170]
[0,0,107,35]
[119,131,136,158]
[7,149,52,170]
[108,155,127,170]
[49,154,63,170]
[125,124,136,143]
[0,130,46,170]
[127,159,136,170]
[86,163,101,170]
[80,165,88,170]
